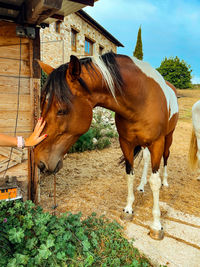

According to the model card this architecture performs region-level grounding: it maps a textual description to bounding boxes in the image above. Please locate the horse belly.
[116,115,166,146]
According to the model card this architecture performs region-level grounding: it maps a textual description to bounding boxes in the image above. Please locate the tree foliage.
[133,26,143,60]
[157,56,192,89]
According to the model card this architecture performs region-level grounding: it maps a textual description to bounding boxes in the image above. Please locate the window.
[85,38,93,56]
[99,45,104,55]
[55,21,61,33]
[71,29,78,51]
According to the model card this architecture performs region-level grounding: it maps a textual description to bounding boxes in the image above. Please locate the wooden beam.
[0,14,17,22]
[0,2,20,11]
[68,0,94,6]
[50,14,64,21]
[25,0,63,24]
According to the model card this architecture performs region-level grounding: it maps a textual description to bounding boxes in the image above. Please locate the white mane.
[91,55,116,99]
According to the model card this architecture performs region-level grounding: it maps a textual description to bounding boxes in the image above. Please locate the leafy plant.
[0,200,152,267]
[69,109,117,153]
[157,56,192,89]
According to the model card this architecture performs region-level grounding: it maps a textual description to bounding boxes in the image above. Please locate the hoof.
[149,228,164,240]
[120,210,134,221]
[137,185,145,192]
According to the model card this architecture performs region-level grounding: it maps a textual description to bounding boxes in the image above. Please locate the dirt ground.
[40,89,200,229]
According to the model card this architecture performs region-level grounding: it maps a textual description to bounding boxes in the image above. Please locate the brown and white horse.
[189,100,200,179]
[34,52,179,239]
[137,81,178,192]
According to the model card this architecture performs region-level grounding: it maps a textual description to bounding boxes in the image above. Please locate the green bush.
[156,56,192,89]
[69,110,117,153]
[0,200,152,267]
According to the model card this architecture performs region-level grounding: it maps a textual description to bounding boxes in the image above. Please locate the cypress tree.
[133,26,143,60]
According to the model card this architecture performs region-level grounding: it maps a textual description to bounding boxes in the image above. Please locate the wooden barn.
[0,0,94,203]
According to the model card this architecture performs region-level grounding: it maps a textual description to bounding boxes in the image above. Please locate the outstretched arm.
[0,118,47,148]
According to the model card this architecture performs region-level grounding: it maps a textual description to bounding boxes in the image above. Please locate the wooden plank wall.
[0,21,33,135]
[0,21,40,200]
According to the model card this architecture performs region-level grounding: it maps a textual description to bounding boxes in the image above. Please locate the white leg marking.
[149,171,162,231]
[137,148,150,192]
[162,165,169,187]
[124,173,135,214]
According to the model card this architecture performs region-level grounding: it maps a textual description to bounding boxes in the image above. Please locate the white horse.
[189,100,200,180]
[137,147,169,192]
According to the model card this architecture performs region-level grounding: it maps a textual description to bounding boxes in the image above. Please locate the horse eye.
[57,109,68,116]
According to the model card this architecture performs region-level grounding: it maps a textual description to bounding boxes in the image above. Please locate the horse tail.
[119,145,142,166]
[134,145,142,159]
[188,127,198,170]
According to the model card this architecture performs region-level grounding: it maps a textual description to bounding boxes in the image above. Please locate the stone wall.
[40,12,117,68]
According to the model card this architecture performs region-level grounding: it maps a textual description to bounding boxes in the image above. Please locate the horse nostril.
[38,161,45,172]
[53,160,63,174]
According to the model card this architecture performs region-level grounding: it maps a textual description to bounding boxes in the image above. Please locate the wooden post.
[28,26,41,204]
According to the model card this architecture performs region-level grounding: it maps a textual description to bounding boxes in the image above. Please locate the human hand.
[25,118,47,147]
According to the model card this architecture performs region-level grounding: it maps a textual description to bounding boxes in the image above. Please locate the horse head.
[34,56,93,174]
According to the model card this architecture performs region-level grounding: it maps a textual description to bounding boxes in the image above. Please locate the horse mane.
[41,51,124,111]
[41,63,72,111]
[80,52,124,98]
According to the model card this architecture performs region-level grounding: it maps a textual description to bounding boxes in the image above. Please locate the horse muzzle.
[38,159,63,174]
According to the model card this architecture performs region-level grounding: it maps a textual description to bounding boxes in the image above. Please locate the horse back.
[165,80,178,96]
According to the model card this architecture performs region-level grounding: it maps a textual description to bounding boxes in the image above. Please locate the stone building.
[40,9,124,67]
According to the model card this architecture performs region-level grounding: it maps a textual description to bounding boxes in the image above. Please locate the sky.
[84,0,200,84]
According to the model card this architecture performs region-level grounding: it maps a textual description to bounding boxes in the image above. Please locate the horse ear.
[37,60,54,75]
[68,55,81,80]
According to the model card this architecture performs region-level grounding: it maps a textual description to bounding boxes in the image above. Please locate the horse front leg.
[124,159,134,215]
[119,137,135,220]
[137,147,150,192]
[148,137,165,240]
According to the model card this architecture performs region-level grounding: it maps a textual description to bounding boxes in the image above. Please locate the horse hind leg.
[148,137,165,240]
[137,147,150,192]
[162,132,173,187]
